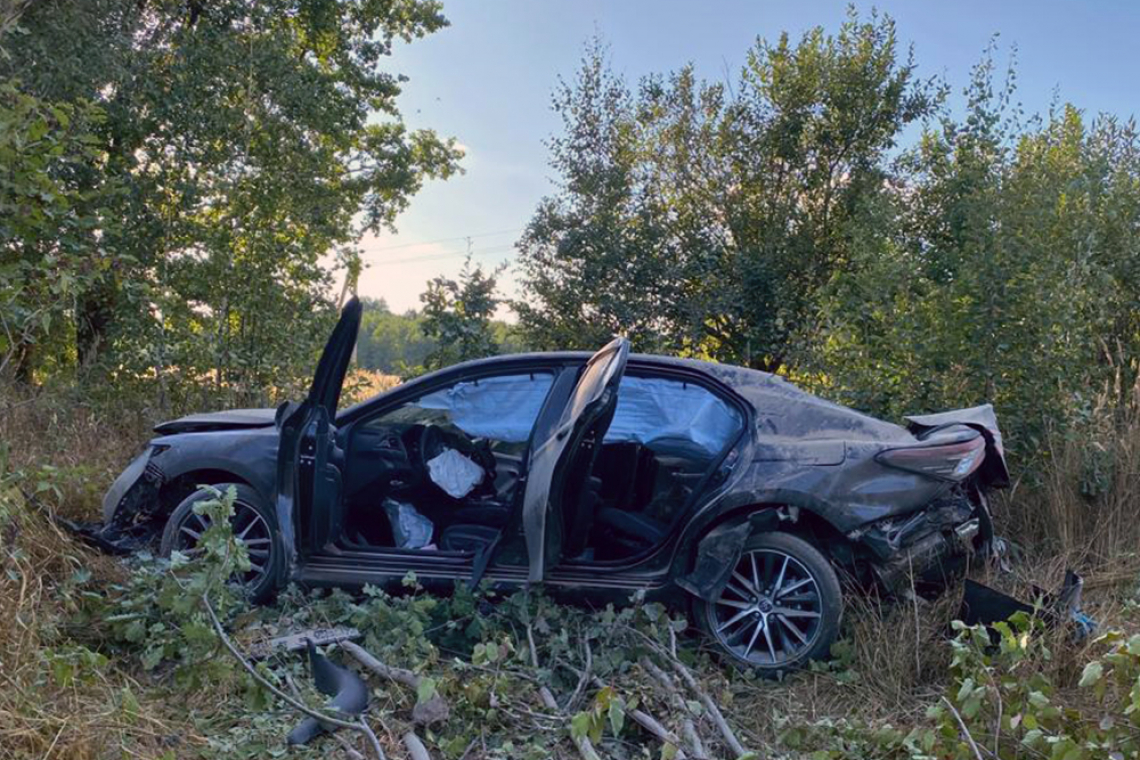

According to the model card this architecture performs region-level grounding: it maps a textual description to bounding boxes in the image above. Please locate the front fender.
[102,432,278,527]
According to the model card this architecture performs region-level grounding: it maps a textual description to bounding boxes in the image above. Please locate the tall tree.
[516,12,938,370]
[420,257,504,370]
[811,52,1140,454]
[1,0,461,400]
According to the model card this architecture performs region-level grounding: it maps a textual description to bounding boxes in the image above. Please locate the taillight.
[875,435,985,482]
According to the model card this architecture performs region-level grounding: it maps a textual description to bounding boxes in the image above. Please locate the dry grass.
[1001,376,1140,569]
[0,383,204,759]
[0,491,202,758]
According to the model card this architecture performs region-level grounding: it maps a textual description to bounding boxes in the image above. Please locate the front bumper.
[101,445,166,528]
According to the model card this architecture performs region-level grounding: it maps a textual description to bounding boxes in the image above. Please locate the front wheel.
[159,483,281,604]
[699,531,842,673]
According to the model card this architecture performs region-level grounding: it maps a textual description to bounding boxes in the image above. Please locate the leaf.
[608,698,625,736]
[1079,661,1103,688]
[416,676,438,704]
[570,711,592,742]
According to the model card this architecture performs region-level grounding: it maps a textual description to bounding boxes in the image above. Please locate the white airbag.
[426,448,485,499]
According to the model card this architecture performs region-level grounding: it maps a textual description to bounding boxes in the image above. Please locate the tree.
[0,0,461,401]
[809,51,1140,457]
[420,257,504,370]
[0,83,115,381]
[516,12,938,370]
[355,298,437,375]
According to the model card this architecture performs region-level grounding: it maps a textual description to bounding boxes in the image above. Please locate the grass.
[2,376,1139,759]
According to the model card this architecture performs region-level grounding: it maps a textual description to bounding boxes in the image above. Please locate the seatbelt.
[468,531,502,590]
[468,473,526,590]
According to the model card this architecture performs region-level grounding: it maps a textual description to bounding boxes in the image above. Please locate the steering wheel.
[417,424,448,471]
[415,424,495,497]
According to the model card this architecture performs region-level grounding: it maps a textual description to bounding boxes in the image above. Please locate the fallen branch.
[941,696,986,760]
[666,656,745,759]
[358,718,387,760]
[538,684,604,760]
[591,674,687,760]
[529,622,605,760]
[564,639,593,712]
[633,630,748,759]
[341,641,419,689]
[403,730,433,760]
[641,657,708,760]
[341,640,450,726]
[332,733,366,760]
[202,594,384,759]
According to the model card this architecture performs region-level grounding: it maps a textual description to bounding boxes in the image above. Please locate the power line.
[371,243,518,266]
[367,227,524,254]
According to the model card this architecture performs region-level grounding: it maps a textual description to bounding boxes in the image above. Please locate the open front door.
[521,337,630,582]
[275,298,362,574]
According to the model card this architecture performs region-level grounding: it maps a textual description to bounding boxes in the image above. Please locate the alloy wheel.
[171,498,273,588]
[709,547,824,667]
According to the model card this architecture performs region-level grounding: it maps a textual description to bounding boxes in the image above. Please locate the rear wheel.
[699,531,842,673]
[160,483,280,604]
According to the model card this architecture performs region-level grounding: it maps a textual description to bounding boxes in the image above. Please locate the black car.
[98,298,1009,671]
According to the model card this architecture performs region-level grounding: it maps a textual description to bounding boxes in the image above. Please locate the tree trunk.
[12,340,35,384]
[76,280,117,372]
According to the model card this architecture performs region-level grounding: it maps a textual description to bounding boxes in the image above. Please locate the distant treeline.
[356,297,525,377]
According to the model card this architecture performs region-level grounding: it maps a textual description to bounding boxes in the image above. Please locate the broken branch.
[202,593,384,759]
[341,640,450,726]
[403,730,433,760]
[635,632,748,759]
[590,673,687,760]
[641,657,707,760]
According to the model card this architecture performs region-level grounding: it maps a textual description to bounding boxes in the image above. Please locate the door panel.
[275,299,362,575]
[521,338,630,582]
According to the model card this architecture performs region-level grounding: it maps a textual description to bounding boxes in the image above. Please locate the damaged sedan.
[94,298,1009,672]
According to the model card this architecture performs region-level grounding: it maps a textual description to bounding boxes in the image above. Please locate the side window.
[604,375,742,455]
[365,372,555,449]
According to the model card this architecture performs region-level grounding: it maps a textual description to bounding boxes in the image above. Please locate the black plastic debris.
[958,570,1097,642]
[287,640,369,746]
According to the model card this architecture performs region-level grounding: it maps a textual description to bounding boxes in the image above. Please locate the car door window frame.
[555,362,751,568]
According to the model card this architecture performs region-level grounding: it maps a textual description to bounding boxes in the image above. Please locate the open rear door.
[275,298,362,574]
[521,337,630,582]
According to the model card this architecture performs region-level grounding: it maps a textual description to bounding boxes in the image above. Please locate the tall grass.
[1001,374,1140,578]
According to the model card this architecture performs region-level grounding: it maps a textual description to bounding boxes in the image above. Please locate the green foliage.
[420,255,507,370]
[352,292,525,377]
[517,13,938,370]
[811,51,1140,459]
[355,297,437,375]
[0,0,461,401]
[90,485,253,689]
[519,13,1140,464]
[0,81,115,382]
[785,612,1140,760]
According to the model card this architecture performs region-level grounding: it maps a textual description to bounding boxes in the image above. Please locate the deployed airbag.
[426,448,485,499]
[383,499,434,549]
[605,376,742,454]
[416,373,554,442]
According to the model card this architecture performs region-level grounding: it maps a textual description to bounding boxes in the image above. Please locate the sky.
[355,0,1140,315]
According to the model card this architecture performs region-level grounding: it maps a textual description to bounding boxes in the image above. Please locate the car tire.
[697,530,842,674]
[160,483,281,604]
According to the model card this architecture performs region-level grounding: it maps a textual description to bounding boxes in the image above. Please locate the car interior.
[330,368,744,564]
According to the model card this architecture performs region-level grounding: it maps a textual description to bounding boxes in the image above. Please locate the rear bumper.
[854,487,992,593]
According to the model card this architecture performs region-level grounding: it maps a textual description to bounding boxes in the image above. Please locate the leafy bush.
[784,611,1140,760]
[86,486,252,689]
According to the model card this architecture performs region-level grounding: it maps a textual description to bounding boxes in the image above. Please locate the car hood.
[153,408,277,435]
